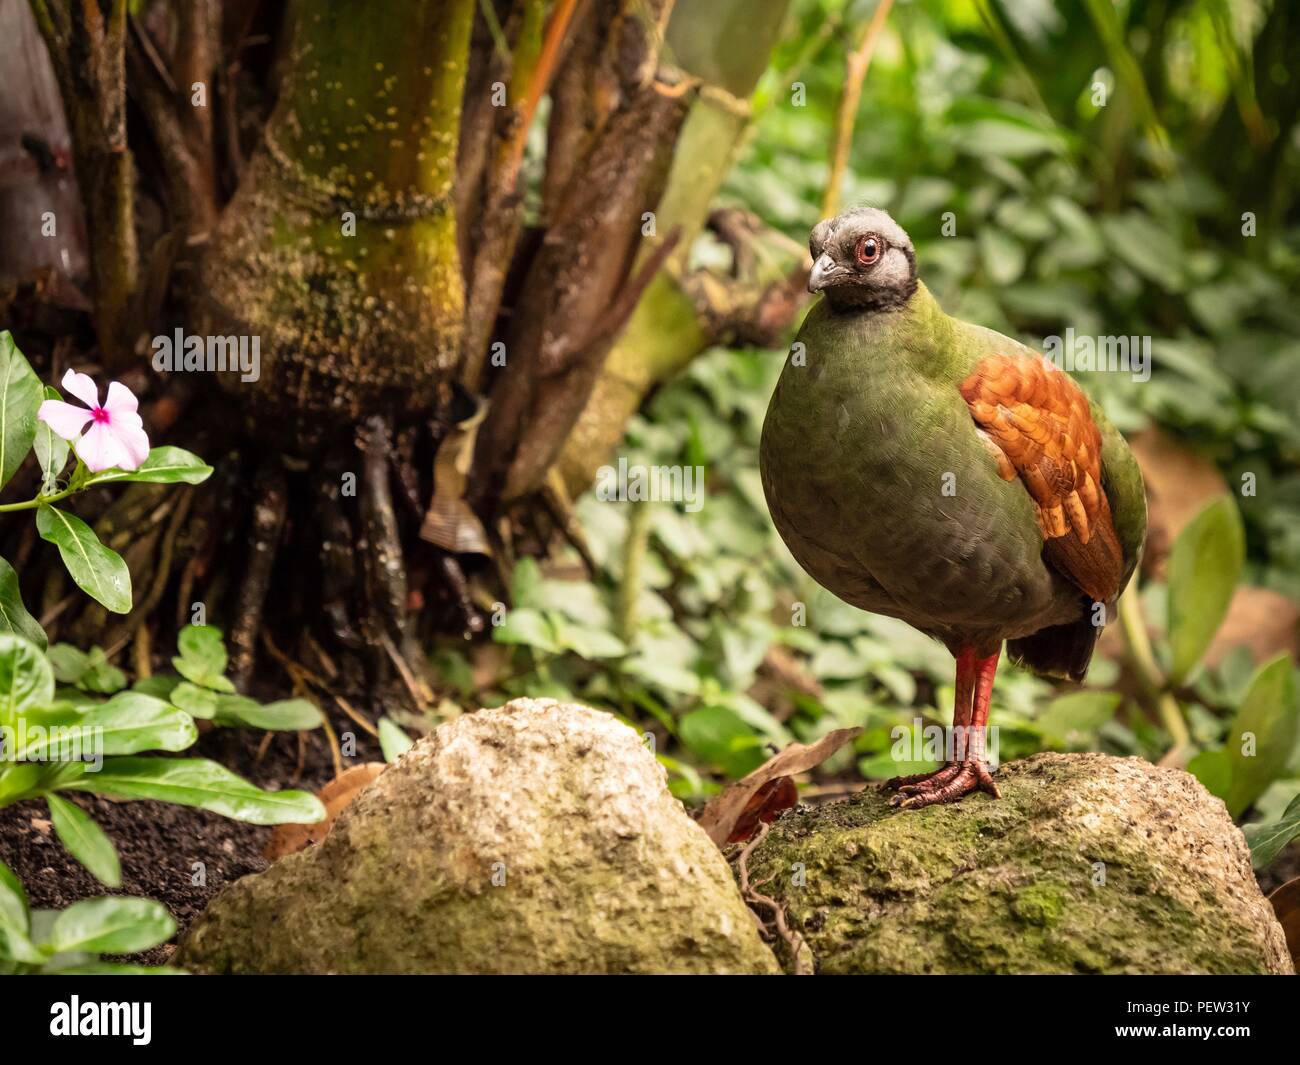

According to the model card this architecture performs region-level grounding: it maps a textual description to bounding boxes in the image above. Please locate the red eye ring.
[856,235,882,266]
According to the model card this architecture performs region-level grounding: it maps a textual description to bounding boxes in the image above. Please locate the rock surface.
[176,698,778,974]
[746,752,1293,975]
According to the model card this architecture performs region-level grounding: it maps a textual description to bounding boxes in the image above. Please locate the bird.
[760,207,1146,808]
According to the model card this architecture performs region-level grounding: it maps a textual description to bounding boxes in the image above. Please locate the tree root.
[734,823,812,975]
[229,461,288,689]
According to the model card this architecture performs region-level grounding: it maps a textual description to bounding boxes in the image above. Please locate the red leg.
[886,646,975,793]
[888,647,1001,808]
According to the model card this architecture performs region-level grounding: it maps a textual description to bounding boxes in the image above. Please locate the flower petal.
[103,381,139,416]
[110,420,150,470]
[37,399,93,441]
[74,421,128,473]
[60,368,100,410]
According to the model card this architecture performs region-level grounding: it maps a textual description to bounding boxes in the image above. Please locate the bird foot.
[886,761,1000,809]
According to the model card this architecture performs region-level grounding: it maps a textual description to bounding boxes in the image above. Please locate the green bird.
[760,207,1146,807]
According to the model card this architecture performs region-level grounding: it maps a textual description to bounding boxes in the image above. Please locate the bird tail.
[1006,613,1101,684]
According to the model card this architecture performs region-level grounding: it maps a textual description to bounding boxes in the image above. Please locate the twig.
[379,631,434,714]
[821,0,895,219]
[735,822,811,975]
[1117,585,1191,766]
[333,694,380,740]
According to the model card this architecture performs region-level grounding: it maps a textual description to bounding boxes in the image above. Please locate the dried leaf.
[263,763,386,860]
[726,776,798,843]
[420,398,490,554]
[1268,876,1300,970]
[698,727,862,846]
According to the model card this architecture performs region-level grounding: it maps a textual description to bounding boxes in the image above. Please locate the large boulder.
[746,752,1293,975]
[176,698,778,974]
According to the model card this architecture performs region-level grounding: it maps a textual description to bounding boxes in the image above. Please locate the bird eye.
[856,235,881,266]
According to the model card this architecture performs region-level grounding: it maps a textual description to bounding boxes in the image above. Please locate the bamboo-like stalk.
[198,0,476,438]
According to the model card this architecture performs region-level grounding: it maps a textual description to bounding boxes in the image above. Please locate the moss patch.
[745,753,1293,975]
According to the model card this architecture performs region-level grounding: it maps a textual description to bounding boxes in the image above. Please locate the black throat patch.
[823,244,918,314]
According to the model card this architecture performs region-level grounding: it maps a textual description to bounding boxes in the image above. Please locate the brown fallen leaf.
[264,762,387,861]
[727,776,798,844]
[698,727,863,847]
[1268,876,1300,969]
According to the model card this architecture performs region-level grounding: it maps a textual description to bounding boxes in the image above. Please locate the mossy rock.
[746,752,1293,975]
[176,698,778,974]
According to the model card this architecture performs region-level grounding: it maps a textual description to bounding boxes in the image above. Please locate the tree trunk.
[197,0,474,439]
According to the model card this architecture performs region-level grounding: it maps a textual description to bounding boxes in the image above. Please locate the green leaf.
[679,706,765,778]
[48,896,175,955]
[64,757,327,824]
[34,385,70,493]
[0,634,55,727]
[18,695,197,761]
[1188,748,1232,803]
[378,716,414,762]
[1166,497,1244,685]
[1035,691,1122,749]
[0,332,43,491]
[492,607,561,653]
[168,680,218,719]
[553,619,626,659]
[510,556,543,609]
[977,226,1025,286]
[0,922,45,965]
[52,645,127,694]
[47,643,90,684]
[0,859,29,935]
[131,675,179,700]
[46,794,121,888]
[1244,792,1300,869]
[36,507,133,614]
[1223,655,1300,817]
[84,647,127,693]
[0,557,46,651]
[83,445,213,486]
[213,695,322,731]
[171,624,233,690]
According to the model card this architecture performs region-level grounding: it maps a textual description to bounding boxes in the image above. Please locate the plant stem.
[822,0,896,218]
[0,485,77,513]
[1117,584,1191,762]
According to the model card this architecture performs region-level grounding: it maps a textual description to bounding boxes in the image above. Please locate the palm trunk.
[198,0,475,440]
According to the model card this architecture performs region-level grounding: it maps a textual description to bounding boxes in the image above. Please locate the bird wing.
[959,353,1124,604]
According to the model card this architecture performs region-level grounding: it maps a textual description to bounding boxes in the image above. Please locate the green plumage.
[761,272,1146,679]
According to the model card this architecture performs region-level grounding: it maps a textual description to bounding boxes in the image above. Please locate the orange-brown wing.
[959,354,1123,603]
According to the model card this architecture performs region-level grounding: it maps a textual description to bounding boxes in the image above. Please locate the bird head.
[807,207,917,312]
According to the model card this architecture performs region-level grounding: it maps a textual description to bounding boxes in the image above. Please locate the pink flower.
[37,369,150,474]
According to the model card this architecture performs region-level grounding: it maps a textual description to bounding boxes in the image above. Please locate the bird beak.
[808,253,838,293]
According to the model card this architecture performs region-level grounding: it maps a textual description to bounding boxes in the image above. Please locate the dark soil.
[0,707,384,963]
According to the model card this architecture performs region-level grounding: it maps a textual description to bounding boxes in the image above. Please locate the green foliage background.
[444,0,1300,846]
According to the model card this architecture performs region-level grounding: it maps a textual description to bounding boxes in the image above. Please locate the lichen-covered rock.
[176,698,778,974]
[746,752,1293,975]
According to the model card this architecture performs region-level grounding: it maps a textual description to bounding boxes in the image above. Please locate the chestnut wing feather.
[959,354,1124,604]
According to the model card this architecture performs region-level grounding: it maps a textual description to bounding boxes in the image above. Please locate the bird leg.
[887,647,1001,808]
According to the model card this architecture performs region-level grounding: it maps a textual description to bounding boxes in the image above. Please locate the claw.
[888,761,999,809]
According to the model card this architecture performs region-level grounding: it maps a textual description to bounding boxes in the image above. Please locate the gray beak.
[808,253,838,293]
